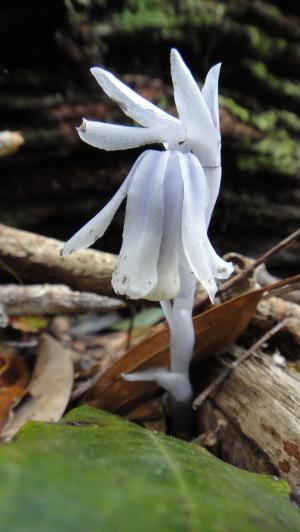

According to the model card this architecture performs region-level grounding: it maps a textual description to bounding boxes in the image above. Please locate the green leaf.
[0,406,299,532]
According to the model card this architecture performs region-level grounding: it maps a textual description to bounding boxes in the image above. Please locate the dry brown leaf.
[0,354,29,430]
[2,334,74,440]
[126,397,166,433]
[0,131,24,157]
[83,288,264,414]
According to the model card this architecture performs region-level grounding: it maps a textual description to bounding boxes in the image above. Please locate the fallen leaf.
[83,288,264,413]
[2,334,74,440]
[0,406,299,532]
[125,396,166,433]
[0,354,29,429]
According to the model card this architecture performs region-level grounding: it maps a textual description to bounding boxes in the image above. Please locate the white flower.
[62,49,233,302]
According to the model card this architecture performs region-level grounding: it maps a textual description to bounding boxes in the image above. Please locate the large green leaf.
[0,407,299,532]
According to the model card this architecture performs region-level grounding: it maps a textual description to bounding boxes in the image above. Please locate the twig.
[192,318,290,409]
[0,283,125,316]
[256,264,300,303]
[194,228,300,313]
[0,257,24,286]
[263,273,300,295]
[220,228,300,295]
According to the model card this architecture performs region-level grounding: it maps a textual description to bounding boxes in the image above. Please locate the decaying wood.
[256,263,300,303]
[255,296,300,347]
[193,318,289,408]
[0,284,125,319]
[197,349,300,487]
[0,224,117,296]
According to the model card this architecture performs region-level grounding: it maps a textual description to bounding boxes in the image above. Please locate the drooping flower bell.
[62,49,233,303]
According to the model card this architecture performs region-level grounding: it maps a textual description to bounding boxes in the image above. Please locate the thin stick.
[262,273,300,295]
[0,257,24,286]
[220,228,300,294]
[192,317,290,409]
[194,228,300,312]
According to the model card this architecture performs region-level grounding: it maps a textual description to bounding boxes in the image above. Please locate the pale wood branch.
[0,224,117,296]
[0,284,125,318]
[255,296,300,347]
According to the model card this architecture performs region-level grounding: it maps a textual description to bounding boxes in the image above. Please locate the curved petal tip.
[77,119,86,133]
[170,48,180,60]
[90,66,100,76]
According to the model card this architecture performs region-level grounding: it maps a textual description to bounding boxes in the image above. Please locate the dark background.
[0,0,299,272]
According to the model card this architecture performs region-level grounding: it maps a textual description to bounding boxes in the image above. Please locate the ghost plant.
[61,49,233,425]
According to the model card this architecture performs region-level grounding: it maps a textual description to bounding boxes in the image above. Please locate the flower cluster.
[62,49,233,304]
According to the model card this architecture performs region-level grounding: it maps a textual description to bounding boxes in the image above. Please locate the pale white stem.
[122,262,196,434]
[168,265,196,375]
[122,368,192,403]
[160,300,173,328]
[122,266,196,404]
[160,262,196,434]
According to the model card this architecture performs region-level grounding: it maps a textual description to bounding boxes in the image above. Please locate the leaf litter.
[0,225,298,492]
[2,334,74,440]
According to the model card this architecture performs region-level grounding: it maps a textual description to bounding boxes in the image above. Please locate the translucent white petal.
[112,150,169,299]
[170,49,219,166]
[179,152,218,302]
[206,240,234,280]
[77,119,184,152]
[204,165,222,227]
[122,369,193,402]
[146,151,183,301]
[91,66,180,129]
[202,63,221,134]
[61,152,148,256]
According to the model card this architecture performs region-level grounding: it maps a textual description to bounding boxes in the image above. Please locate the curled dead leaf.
[0,354,29,429]
[83,288,264,414]
[2,334,74,440]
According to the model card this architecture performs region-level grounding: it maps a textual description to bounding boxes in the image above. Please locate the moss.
[111,0,224,33]
[112,0,177,31]
[221,97,300,137]
[237,129,300,175]
[243,59,300,101]
[240,24,290,60]
[250,111,277,132]
[250,109,300,134]
[220,96,250,122]
[277,110,300,134]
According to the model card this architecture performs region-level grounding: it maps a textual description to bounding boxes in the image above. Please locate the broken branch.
[193,318,290,409]
[0,284,125,318]
[0,224,117,296]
